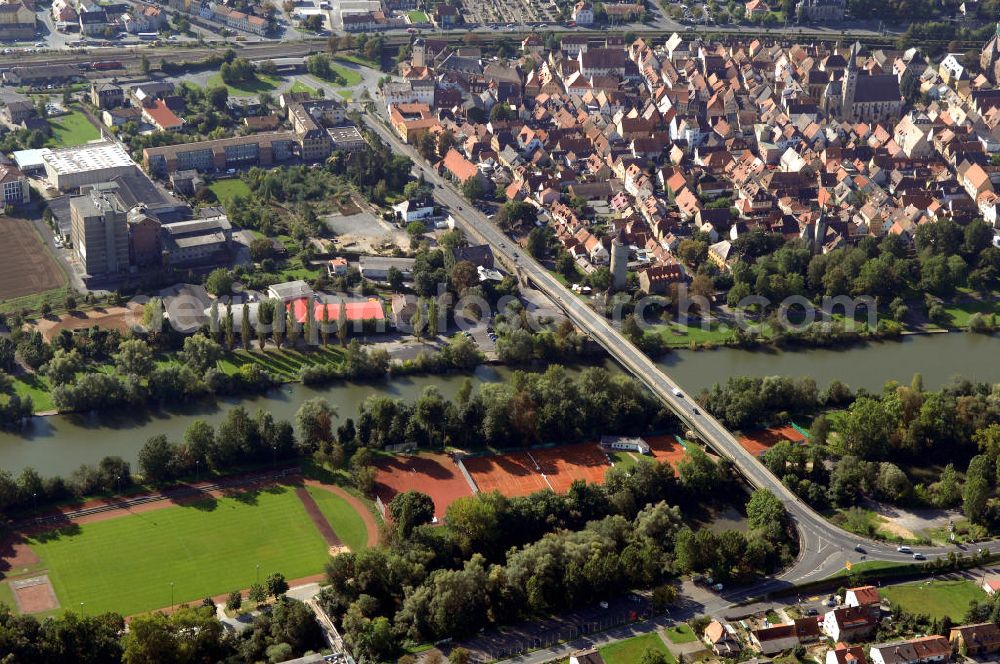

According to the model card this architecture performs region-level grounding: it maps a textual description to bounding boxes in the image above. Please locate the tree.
[138,434,175,484]
[387,266,404,291]
[241,303,251,350]
[526,227,548,258]
[204,268,234,296]
[296,398,337,452]
[140,54,150,74]
[461,177,487,201]
[450,260,479,293]
[226,590,243,612]
[43,348,82,386]
[639,650,670,664]
[114,339,153,376]
[449,647,471,664]
[964,455,991,524]
[179,334,223,374]
[266,572,289,598]
[841,397,896,460]
[746,488,786,532]
[248,583,267,604]
[388,490,435,538]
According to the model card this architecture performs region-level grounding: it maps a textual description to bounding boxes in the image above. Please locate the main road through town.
[295,59,1000,588]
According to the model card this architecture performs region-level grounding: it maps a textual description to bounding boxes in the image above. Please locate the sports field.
[464,452,549,497]
[738,426,807,458]
[25,486,333,616]
[374,453,474,520]
[646,435,689,470]
[466,442,612,496]
[305,485,369,551]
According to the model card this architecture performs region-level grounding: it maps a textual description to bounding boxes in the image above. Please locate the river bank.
[4,332,1000,475]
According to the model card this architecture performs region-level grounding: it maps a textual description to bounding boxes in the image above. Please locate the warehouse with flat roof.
[42,141,138,191]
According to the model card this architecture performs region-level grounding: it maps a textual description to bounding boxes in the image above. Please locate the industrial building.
[42,141,139,191]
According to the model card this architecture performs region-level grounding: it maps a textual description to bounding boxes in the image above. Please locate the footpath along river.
[1,333,998,475]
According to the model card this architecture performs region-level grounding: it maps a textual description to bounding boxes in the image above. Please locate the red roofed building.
[845,586,881,608]
[288,298,385,324]
[142,99,184,132]
[441,148,481,184]
[827,642,868,664]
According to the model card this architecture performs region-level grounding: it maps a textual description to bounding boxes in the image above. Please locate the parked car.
[897,545,912,553]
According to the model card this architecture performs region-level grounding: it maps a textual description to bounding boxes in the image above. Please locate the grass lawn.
[0,581,15,609]
[208,178,251,204]
[334,89,354,101]
[26,485,331,616]
[207,72,282,96]
[941,293,1000,328]
[882,579,986,620]
[407,9,429,21]
[652,321,741,348]
[11,373,54,412]
[217,346,345,381]
[600,633,675,664]
[0,285,70,317]
[289,79,318,95]
[336,54,379,69]
[47,109,100,148]
[828,506,912,542]
[665,623,697,644]
[825,559,914,579]
[305,486,369,551]
[608,450,646,471]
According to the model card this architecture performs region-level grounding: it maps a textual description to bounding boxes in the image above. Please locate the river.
[659,332,1000,395]
[2,333,1000,475]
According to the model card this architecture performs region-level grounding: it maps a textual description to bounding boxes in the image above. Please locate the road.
[358,103,1000,587]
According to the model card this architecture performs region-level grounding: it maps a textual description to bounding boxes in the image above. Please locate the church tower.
[610,231,628,291]
[841,43,859,121]
[412,38,426,68]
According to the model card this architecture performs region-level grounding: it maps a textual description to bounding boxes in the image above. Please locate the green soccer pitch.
[25,486,343,616]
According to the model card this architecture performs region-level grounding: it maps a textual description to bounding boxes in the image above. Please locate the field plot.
[374,453,474,519]
[47,109,101,148]
[882,579,985,621]
[738,426,807,458]
[29,303,144,341]
[0,219,65,301]
[464,452,549,497]
[646,435,689,469]
[24,486,331,616]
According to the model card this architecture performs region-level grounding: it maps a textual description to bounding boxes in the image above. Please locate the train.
[79,60,125,71]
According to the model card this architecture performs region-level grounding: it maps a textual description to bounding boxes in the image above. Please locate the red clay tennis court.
[463,452,549,497]
[465,442,612,497]
[530,443,611,493]
[645,435,689,470]
[738,426,807,457]
[374,453,474,519]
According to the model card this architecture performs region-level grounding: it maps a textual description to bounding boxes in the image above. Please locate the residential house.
[751,618,821,656]
[394,199,435,222]
[0,2,36,40]
[822,606,879,643]
[637,263,685,294]
[569,650,606,664]
[950,622,1000,657]
[90,82,124,110]
[844,586,881,608]
[827,643,868,664]
[573,1,594,24]
[868,636,951,664]
[745,0,770,15]
[142,99,185,132]
[0,164,29,205]
[704,620,741,656]
[434,3,458,28]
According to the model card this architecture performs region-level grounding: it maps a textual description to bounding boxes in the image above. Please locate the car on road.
[855,543,865,553]
[912,552,925,560]
[672,388,683,397]
[711,583,724,591]
[897,545,912,553]
[692,407,700,414]
[805,608,819,616]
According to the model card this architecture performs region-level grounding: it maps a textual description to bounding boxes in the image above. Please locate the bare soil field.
[0,218,65,301]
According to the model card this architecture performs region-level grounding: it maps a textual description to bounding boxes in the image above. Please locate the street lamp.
[170,582,174,611]
[80,602,84,615]
[195,460,200,484]
[256,564,260,584]
[272,445,276,468]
